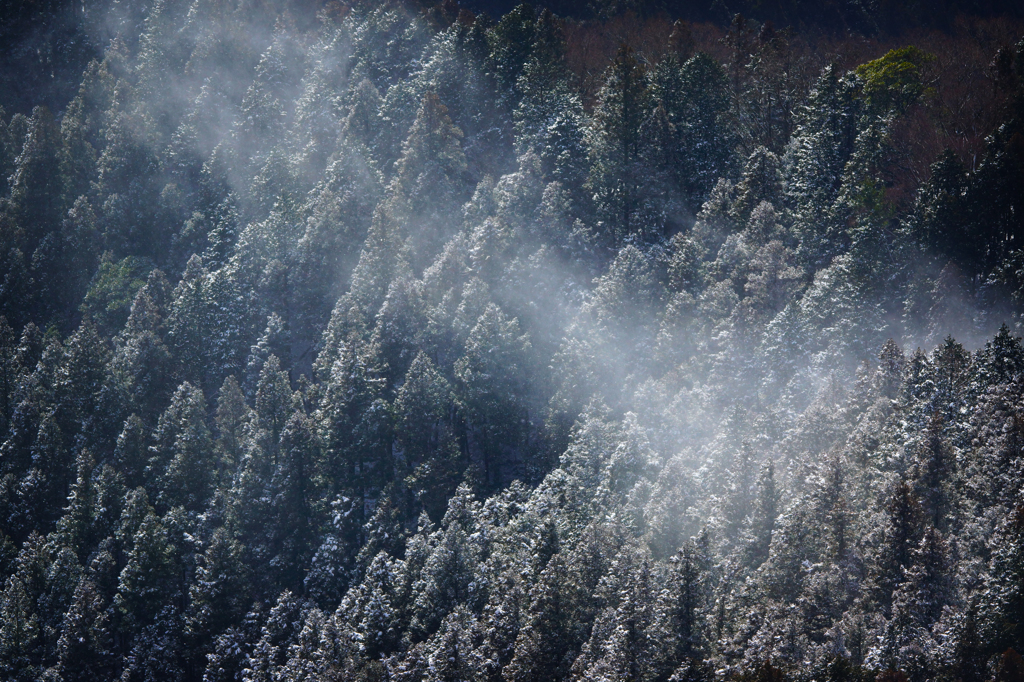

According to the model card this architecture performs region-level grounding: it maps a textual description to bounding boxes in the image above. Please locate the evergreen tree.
[392,91,470,272]
[187,526,252,650]
[915,149,971,268]
[746,459,780,568]
[874,480,924,610]
[342,552,408,660]
[149,382,215,512]
[215,375,250,480]
[513,9,571,155]
[0,575,40,682]
[672,53,735,212]
[2,106,70,262]
[988,504,1024,654]
[455,304,531,488]
[661,536,712,672]
[786,65,863,267]
[588,45,652,244]
[976,325,1024,387]
[488,4,538,111]
[410,486,480,638]
[55,554,119,682]
[114,504,180,637]
[911,413,953,529]
[398,352,464,521]
[733,147,783,224]
[109,288,174,423]
[269,411,320,592]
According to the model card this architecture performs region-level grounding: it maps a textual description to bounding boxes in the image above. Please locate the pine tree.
[397,352,464,521]
[976,325,1024,387]
[318,339,391,512]
[488,4,538,111]
[165,254,212,385]
[634,103,683,240]
[915,149,971,269]
[911,413,952,529]
[932,337,971,424]
[114,507,180,636]
[55,319,111,444]
[254,355,293,462]
[114,414,150,492]
[33,195,101,328]
[109,288,174,423]
[455,304,531,488]
[661,536,712,672]
[2,106,70,262]
[244,314,291,399]
[352,1,430,92]
[504,555,576,681]
[293,146,383,335]
[905,527,953,628]
[424,607,478,682]
[303,492,364,608]
[874,480,924,609]
[371,274,426,386]
[187,526,252,652]
[215,375,250,481]
[539,96,590,210]
[356,493,408,572]
[578,553,661,682]
[0,317,17,438]
[55,564,119,682]
[269,411,320,593]
[814,455,850,562]
[579,245,666,406]
[946,599,985,682]
[392,91,470,272]
[587,45,652,244]
[340,204,409,328]
[876,339,906,400]
[242,589,304,682]
[988,504,1024,654]
[723,443,757,543]
[673,53,735,212]
[413,13,510,182]
[0,247,35,330]
[54,449,98,560]
[342,79,385,152]
[786,65,863,267]
[513,9,571,155]
[410,486,480,638]
[94,111,165,261]
[342,552,407,659]
[733,147,783,224]
[149,382,215,512]
[0,575,41,682]
[746,460,780,568]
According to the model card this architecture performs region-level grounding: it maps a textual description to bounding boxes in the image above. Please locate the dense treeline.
[461,0,1024,31]
[1,1,1024,681]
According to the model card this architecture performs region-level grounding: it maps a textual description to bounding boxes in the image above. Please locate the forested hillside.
[2,1,1024,680]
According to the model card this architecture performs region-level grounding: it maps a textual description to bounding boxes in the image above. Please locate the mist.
[1,1,1024,680]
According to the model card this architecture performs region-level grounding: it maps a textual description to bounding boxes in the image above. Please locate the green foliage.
[80,254,151,333]
[854,46,935,114]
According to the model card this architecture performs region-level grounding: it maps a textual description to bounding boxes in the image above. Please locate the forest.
[1,0,1024,680]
